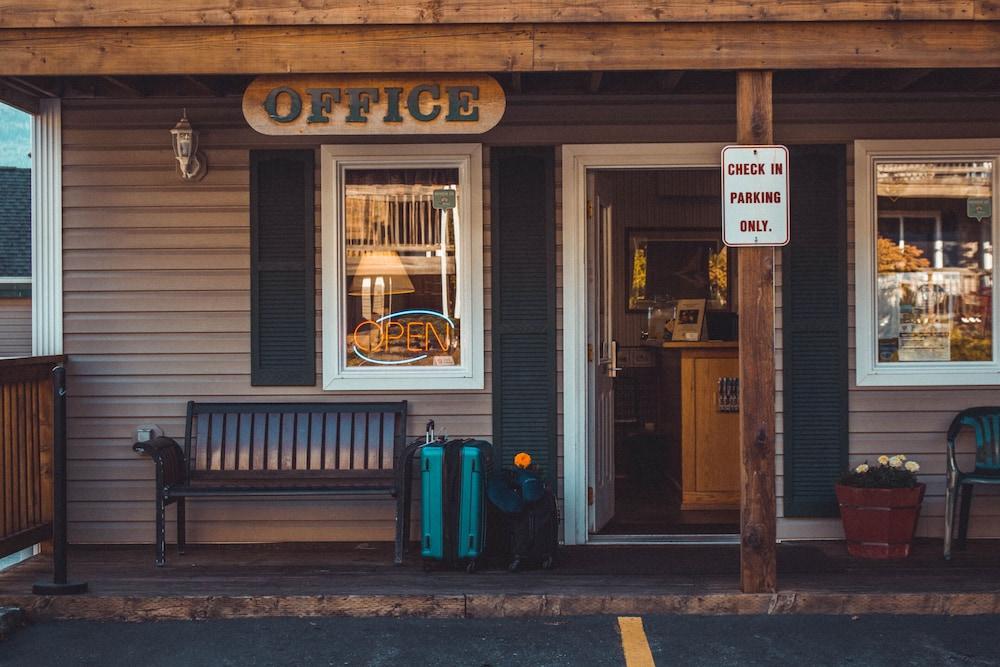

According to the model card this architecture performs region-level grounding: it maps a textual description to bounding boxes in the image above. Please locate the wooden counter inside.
[662,341,738,349]
[659,342,740,511]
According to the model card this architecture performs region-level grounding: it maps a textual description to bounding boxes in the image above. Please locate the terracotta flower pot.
[835,482,926,560]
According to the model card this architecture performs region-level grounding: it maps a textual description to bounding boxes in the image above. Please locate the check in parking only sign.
[721,145,789,247]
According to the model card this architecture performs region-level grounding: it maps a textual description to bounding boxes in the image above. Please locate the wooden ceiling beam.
[807,69,853,91]
[960,68,1000,90]
[510,73,522,94]
[883,68,935,90]
[183,76,221,96]
[7,76,57,97]
[656,71,686,93]
[588,72,604,93]
[0,78,39,113]
[101,75,144,97]
[0,1,980,27]
[2,23,1000,76]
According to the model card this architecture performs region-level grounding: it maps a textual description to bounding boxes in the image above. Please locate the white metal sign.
[721,145,789,247]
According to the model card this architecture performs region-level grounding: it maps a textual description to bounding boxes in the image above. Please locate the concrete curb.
[4,592,1000,621]
[0,606,26,639]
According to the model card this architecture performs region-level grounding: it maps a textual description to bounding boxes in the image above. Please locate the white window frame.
[320,143,484,391]
[855,139,1000,386]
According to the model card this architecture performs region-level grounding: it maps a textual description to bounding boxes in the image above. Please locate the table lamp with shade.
[349,251,415,355]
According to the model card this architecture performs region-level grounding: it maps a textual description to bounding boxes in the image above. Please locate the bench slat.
[187,469,395,480]
[182,401,407,477]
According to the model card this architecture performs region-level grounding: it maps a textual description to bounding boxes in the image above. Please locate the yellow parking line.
[617,616,656,667]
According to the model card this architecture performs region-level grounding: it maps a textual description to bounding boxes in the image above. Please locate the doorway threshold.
[587,534,740,545]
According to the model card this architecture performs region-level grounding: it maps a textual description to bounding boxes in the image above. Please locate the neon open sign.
[351,310,456,366]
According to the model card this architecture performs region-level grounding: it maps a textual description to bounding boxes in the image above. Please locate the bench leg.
[957,483,974,550]
[395,449,412,566]
[394,486,406,566]
[177,497,186,555]
[155,492,167,567]
[394,443,420,566]
[401,472,412,562]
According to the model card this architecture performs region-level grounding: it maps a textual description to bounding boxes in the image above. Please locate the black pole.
[33,364,88,595]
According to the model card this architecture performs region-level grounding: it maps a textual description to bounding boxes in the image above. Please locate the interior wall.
[59,100,495,543]
[596,170,723,348]
[773,101,1000,541]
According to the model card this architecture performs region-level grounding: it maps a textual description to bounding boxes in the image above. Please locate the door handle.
[609,339,623,378]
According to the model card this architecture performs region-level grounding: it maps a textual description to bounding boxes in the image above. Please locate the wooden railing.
[0,355,64,559]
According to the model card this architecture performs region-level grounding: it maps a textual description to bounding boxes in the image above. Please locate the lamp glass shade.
[175,132,193,158]
[348,251,415,296]
[170,111,199,176]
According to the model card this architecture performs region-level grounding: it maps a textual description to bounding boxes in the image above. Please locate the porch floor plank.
[2,540,999,619]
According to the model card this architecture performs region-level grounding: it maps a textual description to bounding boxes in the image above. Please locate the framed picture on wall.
[672,298,707,342]
[625,229,731,313]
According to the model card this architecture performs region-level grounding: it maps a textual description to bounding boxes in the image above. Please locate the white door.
[562,143,726,545]
[590,181,617,532]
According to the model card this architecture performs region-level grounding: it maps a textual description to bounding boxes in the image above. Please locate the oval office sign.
[243,74,506,135]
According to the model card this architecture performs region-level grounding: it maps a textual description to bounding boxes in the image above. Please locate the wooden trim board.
[0,2,990,28]
[4,22,1000,76]
[8,591,1000,620]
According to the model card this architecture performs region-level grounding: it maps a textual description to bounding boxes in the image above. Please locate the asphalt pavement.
[1,614,999,666]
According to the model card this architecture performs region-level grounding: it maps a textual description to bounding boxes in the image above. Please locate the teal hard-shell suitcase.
[420,438,491,570]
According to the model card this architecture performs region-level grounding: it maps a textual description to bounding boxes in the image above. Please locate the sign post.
[722,144,789,248]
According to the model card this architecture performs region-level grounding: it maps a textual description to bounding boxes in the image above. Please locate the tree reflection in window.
[875,160,993,362]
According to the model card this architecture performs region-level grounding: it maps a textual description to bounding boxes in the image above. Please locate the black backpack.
[485,468,558,571]
[508,488,558,571]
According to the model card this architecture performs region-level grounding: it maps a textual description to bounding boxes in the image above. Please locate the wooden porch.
[2,539,1000,619]
[1,4,999,603]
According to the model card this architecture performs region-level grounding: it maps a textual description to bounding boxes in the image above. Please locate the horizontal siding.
[61,91,1000,545]
[61,99,495,544]
[775,105,1000,541]
[0,297,31,358]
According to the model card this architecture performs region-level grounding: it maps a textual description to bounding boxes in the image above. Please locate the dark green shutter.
[491,147,557,481]
[781,144,849,517]
[250,150,316,386]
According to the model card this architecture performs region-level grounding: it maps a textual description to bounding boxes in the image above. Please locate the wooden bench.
[133,400,410,566]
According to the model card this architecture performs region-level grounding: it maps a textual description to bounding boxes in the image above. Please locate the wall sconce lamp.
[170,109,207,182]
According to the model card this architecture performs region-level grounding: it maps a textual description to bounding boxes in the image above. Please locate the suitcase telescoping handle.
[425,420,447,443]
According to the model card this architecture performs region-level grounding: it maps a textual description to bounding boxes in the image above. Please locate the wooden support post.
[736,70,777,594]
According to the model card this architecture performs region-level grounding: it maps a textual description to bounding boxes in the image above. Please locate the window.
[855,140,999,386]
[321,144,484,390]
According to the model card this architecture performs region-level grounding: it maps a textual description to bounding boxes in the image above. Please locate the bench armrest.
[133,436,186,488]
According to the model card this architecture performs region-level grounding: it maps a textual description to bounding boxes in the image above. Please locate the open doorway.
[587,167,740,539]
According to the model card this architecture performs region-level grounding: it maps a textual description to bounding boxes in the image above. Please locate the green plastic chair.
[945,407,1000,559]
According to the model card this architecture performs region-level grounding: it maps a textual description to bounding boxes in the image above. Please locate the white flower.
[855,463,870,474]
[888,456,904,468]
[896,454,907,462]
[904,460,920,473]
[878,455,890,465]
